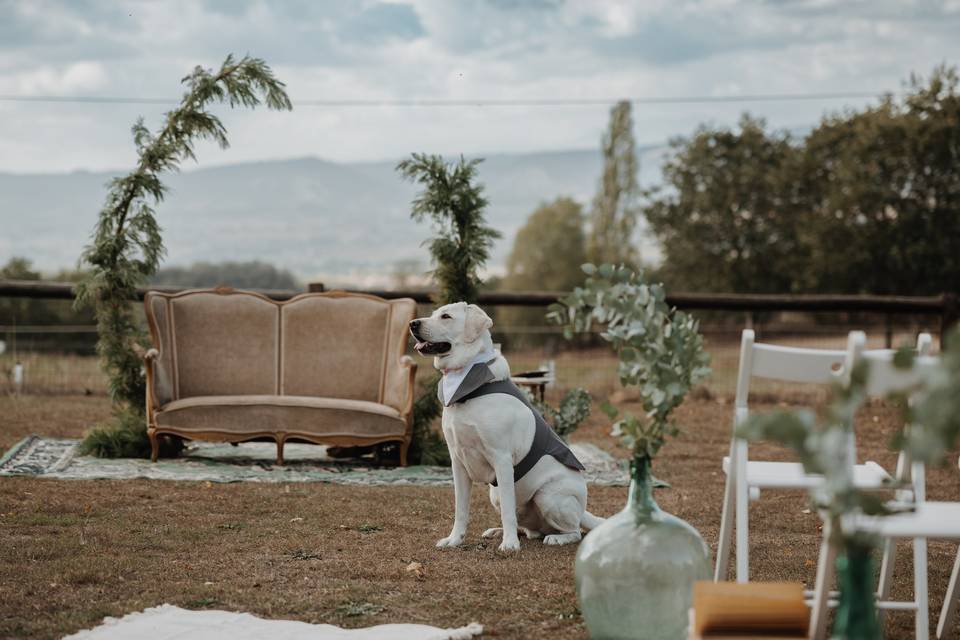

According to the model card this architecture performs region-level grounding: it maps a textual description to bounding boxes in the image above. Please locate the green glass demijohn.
[576,455,710,640]
[832,541,880,640]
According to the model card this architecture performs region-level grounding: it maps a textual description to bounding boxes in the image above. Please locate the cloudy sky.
[2,0,959,174]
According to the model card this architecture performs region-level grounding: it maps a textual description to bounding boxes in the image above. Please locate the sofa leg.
[148,428,159,462]
[276,437,285,466]
[399,440,409,467]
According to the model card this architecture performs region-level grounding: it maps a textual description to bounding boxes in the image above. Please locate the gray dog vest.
[439,361,585,486]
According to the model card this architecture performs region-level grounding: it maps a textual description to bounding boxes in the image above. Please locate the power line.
[0,91,891,107]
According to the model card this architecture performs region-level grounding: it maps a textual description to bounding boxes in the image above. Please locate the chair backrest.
[843,330,941,499]
[844,330,939,397]
[735,329,935,409]
[734,330,847,409]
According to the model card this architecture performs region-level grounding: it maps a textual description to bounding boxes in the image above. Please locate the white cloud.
[0,61,108,94]
[0,0,958,173]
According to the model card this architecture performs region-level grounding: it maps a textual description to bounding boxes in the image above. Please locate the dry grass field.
[1,389,959,639]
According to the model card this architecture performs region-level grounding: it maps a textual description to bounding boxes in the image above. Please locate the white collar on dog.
[441,348,498,407]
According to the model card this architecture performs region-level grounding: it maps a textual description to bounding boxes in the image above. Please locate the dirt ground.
[1,393,958,639]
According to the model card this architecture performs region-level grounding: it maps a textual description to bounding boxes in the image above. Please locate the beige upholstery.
[144,288,417,464]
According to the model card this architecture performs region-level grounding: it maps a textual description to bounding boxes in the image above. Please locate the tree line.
[500,65,960,304]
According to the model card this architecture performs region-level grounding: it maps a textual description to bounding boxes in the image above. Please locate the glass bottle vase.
[832,539,880,640]
[575,454,710,640]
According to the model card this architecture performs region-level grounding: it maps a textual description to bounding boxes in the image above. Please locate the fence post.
[942,293,958,348]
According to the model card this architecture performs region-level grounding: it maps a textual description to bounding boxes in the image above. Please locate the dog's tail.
[580,510,605,531]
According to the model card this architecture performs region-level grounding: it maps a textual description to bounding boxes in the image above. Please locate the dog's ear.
[463,304,493,343]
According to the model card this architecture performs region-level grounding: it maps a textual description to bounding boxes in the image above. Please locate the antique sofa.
[143,288,417,465]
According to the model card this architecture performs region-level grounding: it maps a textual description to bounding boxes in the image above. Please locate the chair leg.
[915,536,930,640]
[276,436,285,466]
[715,459,736,581]
[734,440,750,583]
[148,428,159,462]
[809,519,836,640]
[399,439,409,467]
[876,537,897,630]
[936,546,960,639]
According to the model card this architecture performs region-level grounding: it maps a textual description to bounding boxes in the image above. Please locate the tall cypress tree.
[76,55,291,458]
[397,154,501,465]
[587,100,640,267]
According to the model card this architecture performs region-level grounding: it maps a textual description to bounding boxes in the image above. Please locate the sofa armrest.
[399,355,418,424]
[144,348,161,414]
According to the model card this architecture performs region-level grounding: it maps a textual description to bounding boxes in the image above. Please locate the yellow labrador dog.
[409,302,603,552]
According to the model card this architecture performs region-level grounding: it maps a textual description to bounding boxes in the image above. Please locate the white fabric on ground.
[64,604,484,640]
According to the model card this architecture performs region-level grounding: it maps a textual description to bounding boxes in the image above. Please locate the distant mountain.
[0,146,667,286]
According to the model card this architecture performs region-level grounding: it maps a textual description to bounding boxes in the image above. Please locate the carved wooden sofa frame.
[143,288,417,465]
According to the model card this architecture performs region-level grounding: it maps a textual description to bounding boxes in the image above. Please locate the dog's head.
[409,302,494,369]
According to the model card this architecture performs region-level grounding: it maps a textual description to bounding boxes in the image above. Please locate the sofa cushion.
[280,295,388,403]
[170,292,279,398]
[155,395,406,438]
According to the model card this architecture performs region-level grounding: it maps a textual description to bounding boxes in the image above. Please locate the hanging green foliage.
[397,154,502,465]
[75,54,292,458]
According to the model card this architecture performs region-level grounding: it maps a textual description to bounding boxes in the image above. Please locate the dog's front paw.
[497,537,521,553]
[436,534,465,549]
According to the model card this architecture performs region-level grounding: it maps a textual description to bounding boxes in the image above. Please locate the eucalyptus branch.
[549,263,711,459]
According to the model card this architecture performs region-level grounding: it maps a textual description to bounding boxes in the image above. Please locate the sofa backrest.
[145,289,416,410]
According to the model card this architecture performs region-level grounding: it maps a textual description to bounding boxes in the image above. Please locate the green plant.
[548,263,711,459]
[397,154,502,465]
[588,101,640,267]
[75,54,291,458]
[534,388,592,442]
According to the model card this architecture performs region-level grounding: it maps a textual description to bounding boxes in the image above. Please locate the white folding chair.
[809,332,949,640]
[714,329,933,584]
[939,472,960,639]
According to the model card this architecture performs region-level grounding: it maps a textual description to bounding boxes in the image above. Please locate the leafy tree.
[504,197,587,292]
[0,258,58,326]
[645,66,960,296]
[644,115,805,293]
[587,101,641,267]
[75,55,291,458]
[500,197,587,340]
[152,260,300,290]
[397,154,502,465]
[800,65,960,294]
[0,259,95,353]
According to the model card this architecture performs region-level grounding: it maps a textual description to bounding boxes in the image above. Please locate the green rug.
[0,435,629,486]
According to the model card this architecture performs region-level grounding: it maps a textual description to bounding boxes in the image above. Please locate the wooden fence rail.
[1,279,956,339]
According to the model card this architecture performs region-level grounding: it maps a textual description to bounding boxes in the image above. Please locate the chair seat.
[853,502,960,539]
[722,456,891,490]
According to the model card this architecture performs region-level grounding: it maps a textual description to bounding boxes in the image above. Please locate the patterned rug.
[0,435,629,486]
